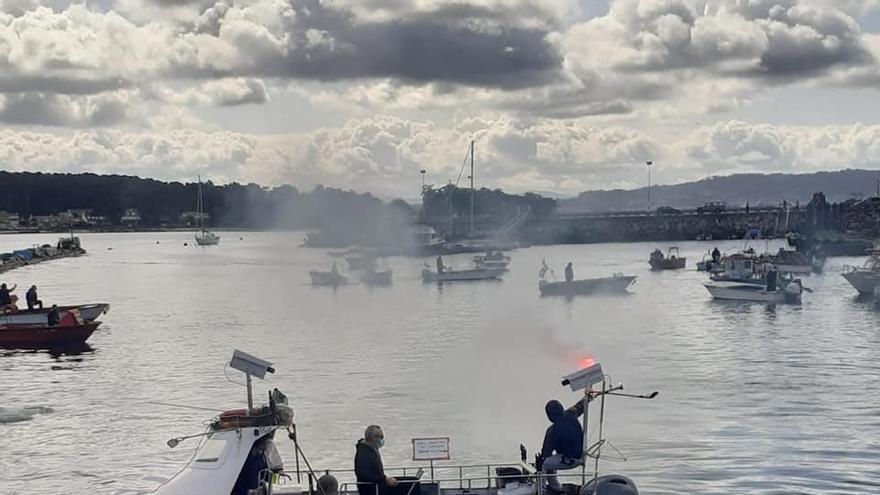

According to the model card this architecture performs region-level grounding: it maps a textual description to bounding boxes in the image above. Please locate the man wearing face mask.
[355,425,420,495]
[355,425,396,495]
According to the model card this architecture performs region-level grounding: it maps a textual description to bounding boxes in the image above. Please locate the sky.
[2,0,880,199]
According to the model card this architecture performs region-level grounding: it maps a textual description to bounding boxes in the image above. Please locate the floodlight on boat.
[561,360,604,392]
[230,349,275,379]
[230,349,275,413]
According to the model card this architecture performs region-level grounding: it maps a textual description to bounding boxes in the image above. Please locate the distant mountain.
[560,169,880,213]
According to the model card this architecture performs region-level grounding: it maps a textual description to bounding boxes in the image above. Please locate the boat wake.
[0,405,54,424]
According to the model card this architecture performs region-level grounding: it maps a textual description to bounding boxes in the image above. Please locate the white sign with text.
[412,437,451,461]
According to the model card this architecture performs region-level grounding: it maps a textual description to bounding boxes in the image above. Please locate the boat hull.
[0,322,100,347]
[842,271,880,295]
[704,282,801,304]
[539,275,636,296]
[649,258,686,270]
[0,303,109,326]
[195,235,220,246]
[422,268,503,282]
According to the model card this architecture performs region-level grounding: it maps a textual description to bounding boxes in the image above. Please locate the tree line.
[0,171,412,230]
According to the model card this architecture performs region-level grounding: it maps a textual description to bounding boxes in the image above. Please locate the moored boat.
[422,267,503,282]
[704,279,804,304]
[649,247,686,270]
[539,274,637,296]
[0,303,109,326]
[842,249,880,294]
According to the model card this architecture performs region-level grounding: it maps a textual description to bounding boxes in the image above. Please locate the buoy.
[184,242,188,247]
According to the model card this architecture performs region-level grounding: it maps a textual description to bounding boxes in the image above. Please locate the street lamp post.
[646,161,653,211]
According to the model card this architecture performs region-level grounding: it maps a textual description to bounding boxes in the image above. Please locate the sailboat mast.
[469,140,475,236]
[197,175,204,234]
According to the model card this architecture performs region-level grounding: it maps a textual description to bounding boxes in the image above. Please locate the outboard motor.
[580,475,638,495]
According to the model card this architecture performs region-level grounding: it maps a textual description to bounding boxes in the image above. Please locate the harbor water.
[1,232,878,494]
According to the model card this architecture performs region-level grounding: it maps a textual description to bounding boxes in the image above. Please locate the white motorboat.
[194,175,220,246]
[0,303,109,326]
[422,267,503,282]
[149,351,651,495]
[704,280,804,304]
[842,249,880,295]
[538,274,636,297]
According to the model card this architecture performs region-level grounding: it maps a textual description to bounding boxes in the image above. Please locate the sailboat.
[194,175,220,246]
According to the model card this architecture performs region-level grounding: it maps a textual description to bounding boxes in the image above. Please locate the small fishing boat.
[151,351,654,495]
[0,303,109,326]
[422,267,503,282]
[703,279,804,304]
[539,274,637,296]
[0,311,101,347]
[842,249,880,294]
[649,247,686,270]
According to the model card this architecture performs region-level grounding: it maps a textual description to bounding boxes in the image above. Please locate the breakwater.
[0,237,86,274]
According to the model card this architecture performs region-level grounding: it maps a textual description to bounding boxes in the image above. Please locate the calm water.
[1,232,879,494]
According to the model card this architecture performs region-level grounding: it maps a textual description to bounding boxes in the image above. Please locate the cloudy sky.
[2,0,880,198]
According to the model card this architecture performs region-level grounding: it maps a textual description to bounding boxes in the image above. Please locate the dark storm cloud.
[0,76,129,95]
[235,0,564,89]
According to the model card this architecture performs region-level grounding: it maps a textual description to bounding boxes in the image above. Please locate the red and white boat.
[0,310,101,347]
[0,303,109,326]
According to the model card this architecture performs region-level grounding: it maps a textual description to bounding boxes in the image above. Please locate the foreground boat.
[151,351,654,495]
[539,275,636,297]
[422,267,503,282]
[0,311,101,347]
[704,280,804,304]
[0,303,109,326]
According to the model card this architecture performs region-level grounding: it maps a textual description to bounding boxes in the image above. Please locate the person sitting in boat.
[355,425,420,495]
[564,263,574,283]
[26,285,42,310]
[436,256,445,274]
[0,283,17,312]
[540,400,584,491]
[47,304,61,326]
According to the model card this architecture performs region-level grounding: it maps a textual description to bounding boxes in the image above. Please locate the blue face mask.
[378,438,385,449]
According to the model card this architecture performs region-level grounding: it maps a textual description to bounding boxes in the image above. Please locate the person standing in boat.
[355,425,420,495]
[711,247,721,263]
[765,263,778,292]
[564,262,574,282]
[540,400,584,491]
[436,255,445,274]
[0,283,16,311]
[26,285,42,310]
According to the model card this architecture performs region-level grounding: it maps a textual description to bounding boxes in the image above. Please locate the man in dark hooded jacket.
[355,425,420,495]
[540,400,584,490]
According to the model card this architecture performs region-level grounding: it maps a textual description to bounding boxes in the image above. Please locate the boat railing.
[333,467,595,495]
